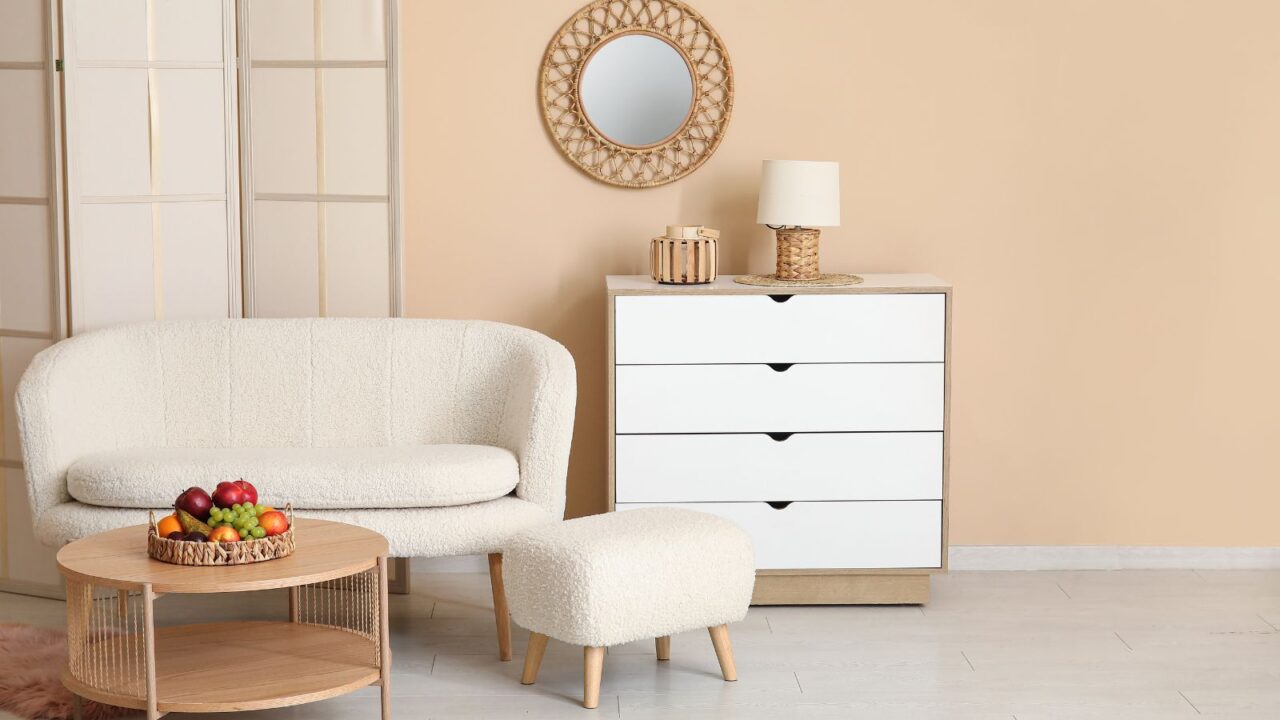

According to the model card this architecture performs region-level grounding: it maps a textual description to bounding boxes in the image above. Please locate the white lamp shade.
[756,160,841,227]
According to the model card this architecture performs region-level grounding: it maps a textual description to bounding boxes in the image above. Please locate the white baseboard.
[948,545,1280,570]
[408,547,1280,575]
[411,555,488,573]
[0,578,64,600]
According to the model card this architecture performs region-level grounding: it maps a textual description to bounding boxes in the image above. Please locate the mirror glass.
[579,33,694,148]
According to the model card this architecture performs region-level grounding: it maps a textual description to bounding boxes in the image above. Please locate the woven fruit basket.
[147,505,296,566]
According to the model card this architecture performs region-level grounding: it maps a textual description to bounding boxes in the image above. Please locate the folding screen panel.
[0,0,64,587]
[62,0,241,334]
[0,1,401,594]
[241,0,401,317]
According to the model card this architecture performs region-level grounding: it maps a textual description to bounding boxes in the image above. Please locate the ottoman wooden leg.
[655,635,671,661]
[708,625,737,681]
[583,646,606,709]
[522,632,549,685]
[488,553,512,661]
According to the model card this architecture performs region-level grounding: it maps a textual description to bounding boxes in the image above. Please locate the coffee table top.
[57,519,388,593]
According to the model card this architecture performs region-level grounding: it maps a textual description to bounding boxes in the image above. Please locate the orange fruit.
[259,510,289,537]
[157,514,183,537]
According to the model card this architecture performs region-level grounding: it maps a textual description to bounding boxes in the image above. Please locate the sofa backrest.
[17,318,576,519]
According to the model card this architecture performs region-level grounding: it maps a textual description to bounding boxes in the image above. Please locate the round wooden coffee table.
[56,519,391,719]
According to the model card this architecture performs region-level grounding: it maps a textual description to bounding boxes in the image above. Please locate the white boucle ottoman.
[504,507,755,708]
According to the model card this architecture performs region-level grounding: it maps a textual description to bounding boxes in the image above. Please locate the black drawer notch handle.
[766,363,794,372]
[765,432,794,442]
[767,294,794,303]
[766,501,794,510]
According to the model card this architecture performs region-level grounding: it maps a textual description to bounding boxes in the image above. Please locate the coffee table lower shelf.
[63,621,381,714]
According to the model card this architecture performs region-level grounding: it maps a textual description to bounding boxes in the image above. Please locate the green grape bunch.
[207,502,272,539]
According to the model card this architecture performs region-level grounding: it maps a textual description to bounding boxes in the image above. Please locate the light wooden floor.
[1,570,1277,719]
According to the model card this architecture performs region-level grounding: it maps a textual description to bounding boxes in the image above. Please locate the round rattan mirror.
[540,0,733,188]
[579,33,695,148]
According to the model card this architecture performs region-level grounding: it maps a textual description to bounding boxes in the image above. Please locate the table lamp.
[739,159,859,286]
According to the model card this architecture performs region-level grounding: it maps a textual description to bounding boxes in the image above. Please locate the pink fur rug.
[0,625,133,720]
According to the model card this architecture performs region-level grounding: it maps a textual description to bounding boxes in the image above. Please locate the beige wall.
[402,0,1280,546]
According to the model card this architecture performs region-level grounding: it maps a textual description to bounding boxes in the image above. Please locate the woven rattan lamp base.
[774,227,821,280]
[734,273,864,287]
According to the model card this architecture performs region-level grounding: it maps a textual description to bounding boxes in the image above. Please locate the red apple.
[174,487,213,521]
[232,479,258,505]
[211,481,246,509]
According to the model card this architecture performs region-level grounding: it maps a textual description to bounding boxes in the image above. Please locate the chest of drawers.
[607,274,951,604]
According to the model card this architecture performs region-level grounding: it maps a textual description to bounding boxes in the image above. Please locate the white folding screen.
[240,0,401,318]
[0,0,64,587]
[1,1,401,593]
[62,0,242,334]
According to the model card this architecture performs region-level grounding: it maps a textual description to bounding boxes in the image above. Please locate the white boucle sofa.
[16,317,576,659]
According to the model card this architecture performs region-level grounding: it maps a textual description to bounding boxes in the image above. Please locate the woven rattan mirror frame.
[540,0,733,188]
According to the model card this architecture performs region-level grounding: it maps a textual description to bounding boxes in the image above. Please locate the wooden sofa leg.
[708,624,737,681]
[583,646,606,709]
[488,553,512,661]
[655,635,671,661]
[522,632,548,684]
[388,557,411,595]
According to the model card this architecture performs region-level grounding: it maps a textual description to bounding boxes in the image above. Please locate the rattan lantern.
[651,225,719,284]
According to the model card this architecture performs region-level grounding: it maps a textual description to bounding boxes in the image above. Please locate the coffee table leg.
[142,583,158,720]
[71,693,83,720]
[377,557,391,719]
[288,586,300,622]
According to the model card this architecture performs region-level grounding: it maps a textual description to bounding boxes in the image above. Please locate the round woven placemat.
[734,273,864,287]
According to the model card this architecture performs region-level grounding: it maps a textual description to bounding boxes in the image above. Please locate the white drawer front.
[617,501,942,569]
[615,432,942,503]
[615,293,945,364]
[615,363,944,433]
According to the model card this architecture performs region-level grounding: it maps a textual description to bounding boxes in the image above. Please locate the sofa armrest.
[15,324,164,541]
[15,339,74,533]
[498,337,577,521]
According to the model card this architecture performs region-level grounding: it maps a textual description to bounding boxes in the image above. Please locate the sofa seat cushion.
[37,497,554,557]
[67,445,520,510]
